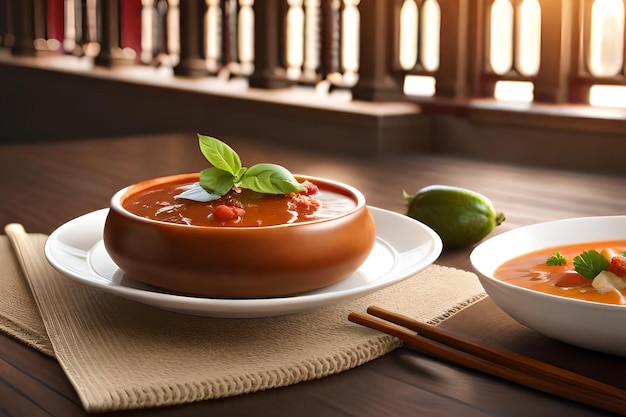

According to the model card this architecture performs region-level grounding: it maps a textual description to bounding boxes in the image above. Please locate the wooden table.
[2,132,625,417]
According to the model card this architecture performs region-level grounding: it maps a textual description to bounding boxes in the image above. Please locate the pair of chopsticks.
[348,306,626,416]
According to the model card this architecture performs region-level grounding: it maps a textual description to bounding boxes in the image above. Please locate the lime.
[403,185,505,249]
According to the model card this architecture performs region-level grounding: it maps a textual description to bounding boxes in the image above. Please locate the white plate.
[45,207,442,318]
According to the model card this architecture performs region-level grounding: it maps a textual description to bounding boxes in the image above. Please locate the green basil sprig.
[197,134,306,196]
[573,250,609,279]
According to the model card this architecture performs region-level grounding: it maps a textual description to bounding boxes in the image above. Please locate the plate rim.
[45,207,442,317]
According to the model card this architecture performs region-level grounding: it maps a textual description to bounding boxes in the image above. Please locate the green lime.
[403,185,505,249]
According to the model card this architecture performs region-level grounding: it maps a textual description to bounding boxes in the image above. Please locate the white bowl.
[470,216,626,357]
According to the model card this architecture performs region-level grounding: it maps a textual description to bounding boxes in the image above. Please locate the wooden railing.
[1,0,626,107]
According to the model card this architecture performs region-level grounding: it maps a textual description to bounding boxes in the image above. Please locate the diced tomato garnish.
[554,271,592,288]
[301,180,319,196]
[289,194,321,216]
[607,256,626,278]
[213,205,246,222]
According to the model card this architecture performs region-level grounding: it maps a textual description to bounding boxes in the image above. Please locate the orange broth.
[122,178,356,227]
[494,240,626,306]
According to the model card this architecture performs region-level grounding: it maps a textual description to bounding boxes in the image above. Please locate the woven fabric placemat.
[0,236,54,356]
[2,224,486,413]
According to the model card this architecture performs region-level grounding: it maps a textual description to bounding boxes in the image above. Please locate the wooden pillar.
[33,0,45,43]
[11,0,37,56]
[320,0,343,78]
[221,0,237,69]
[146,0,170,64]
[476,0,497,98]
[155,0,170,56]
[352,0,404,101]
[249,0,293,89]
[174,0,210,77]
[568,0,591,103]
[94,0,134,66]
[63,0,91,55]
[436,0,470,98]
[465,0,485,97]
[533,0,573,102]
[0,0,12,47]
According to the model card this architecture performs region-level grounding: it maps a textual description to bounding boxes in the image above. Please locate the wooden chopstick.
[366,306,626,399]
[348,306,626,416]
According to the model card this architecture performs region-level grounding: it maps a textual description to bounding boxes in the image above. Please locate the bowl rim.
[109,172,369,230]
[470,215,626,311]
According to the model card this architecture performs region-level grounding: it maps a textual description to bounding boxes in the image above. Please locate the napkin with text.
[1,224,486,412]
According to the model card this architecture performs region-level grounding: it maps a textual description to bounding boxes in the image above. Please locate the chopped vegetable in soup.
[122,178,356,227]
[494,240,626,305]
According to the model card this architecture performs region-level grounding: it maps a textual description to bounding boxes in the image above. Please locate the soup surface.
[122,178,356,227]
[494,240,626,305]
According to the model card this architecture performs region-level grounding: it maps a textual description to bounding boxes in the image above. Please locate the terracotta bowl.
[103,173,376,298]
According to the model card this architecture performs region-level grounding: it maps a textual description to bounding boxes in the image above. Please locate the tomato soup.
[494,240,626,305]
[122,178,356,227]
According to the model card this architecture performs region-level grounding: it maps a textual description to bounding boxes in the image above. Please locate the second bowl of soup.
[470,216,626,357]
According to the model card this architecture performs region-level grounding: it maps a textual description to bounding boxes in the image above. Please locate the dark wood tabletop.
[2,132,626,417]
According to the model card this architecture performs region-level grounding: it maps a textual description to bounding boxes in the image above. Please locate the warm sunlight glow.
[399,0,440,72]
[404,75,436,97]
[206,0,222,71]
[238,0,254,74]
[490,0,514,74]
[342,0,360,74]
[494,81,534,102]
[167,0,180,58]
[589,85,626,108]
[516,0,541,76]
[286,0,304,78]
[86,0,97,47]
[399,0,418,70]
[64,0,76,51]
[421,0,440,72]
[588,0,625,77]
[140,0,153,63]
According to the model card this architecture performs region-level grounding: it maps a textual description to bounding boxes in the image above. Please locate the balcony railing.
[1,0,626,107]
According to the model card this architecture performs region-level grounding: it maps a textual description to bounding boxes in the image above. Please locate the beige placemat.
[0,236,54,356]
[2,224,486,413]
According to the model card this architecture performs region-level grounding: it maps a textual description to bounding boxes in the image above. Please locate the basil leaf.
[199,167,238,196]
[198,134,243,176]
[573,250,609,279]
[240,163,305,194]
